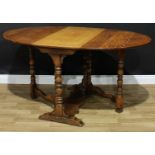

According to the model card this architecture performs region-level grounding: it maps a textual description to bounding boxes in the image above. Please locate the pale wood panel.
[33,27,104,48]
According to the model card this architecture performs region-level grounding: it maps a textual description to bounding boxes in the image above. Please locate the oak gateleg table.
[3,26,151,126]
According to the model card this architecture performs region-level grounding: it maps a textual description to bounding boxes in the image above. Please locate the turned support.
[51,54,64,116]
[68,52,93,98]
[39,53,84,127]
[116,51,125,112]
[69,52,115,102]
[29,47,37,99]
[82,52,93,89]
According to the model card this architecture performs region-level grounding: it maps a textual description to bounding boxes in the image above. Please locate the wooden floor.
[0,84,155,132]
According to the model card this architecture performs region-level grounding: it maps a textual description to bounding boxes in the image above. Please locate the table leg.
[29,47,38,99]
[39,54,84,127]
[115,51,125,113]
[69,52,115,101]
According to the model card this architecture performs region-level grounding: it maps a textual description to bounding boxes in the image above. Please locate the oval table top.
[3,26,151,51]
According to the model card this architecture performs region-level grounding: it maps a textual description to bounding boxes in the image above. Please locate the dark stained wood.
[3,26,152,127]
[39,53,84,127]
[29,47,37,99]
[68,52,115,103]
[82,29,119,49]
[84,30,151,50]
[29,47,55,102]
[116,51,125,113]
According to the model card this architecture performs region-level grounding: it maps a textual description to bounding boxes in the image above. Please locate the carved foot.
[39,112,84,127]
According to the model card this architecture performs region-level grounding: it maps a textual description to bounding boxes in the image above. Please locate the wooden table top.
[3,26,151,50]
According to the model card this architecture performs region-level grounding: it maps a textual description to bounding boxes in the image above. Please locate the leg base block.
[39,112,84,127]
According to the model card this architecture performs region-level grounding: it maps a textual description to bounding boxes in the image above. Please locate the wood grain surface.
[0,84,155,131]
[3,26,151,50]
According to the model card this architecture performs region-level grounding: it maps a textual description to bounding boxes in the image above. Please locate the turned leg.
[52,54,64,116]
[70,52,93,97]
[39,54,84,127]
[69,52,115,102]
[116,51,125,113]
[82,53,115,100]
[81,52,93,91]
[29,47,37,99]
